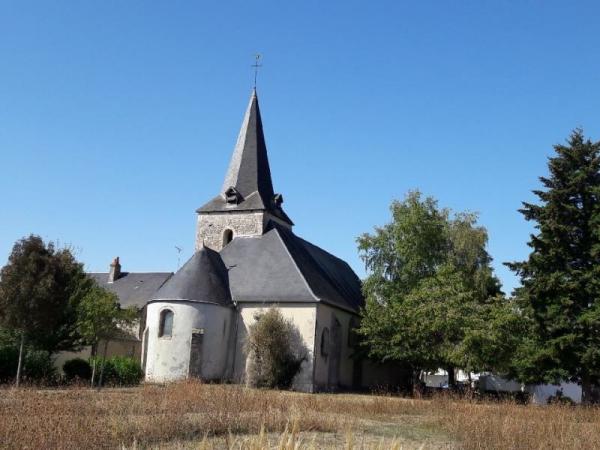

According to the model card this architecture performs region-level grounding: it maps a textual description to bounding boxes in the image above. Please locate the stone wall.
[196,211,265,251]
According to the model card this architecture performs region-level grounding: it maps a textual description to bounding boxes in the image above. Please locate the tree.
[358,191,511,389]
[507,130,600,404]
[76,284,137,387]
[0,235,90,386]
[245,308,307,389]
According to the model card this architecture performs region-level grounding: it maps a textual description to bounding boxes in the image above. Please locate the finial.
[252,54,262,89]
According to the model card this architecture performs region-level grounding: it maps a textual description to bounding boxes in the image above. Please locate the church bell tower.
[195,90,293,251]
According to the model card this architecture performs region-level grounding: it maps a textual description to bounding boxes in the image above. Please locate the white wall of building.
[527,382,582,404]
[232,303,317,392]
[144,301,234,382]
[313,303,357,390]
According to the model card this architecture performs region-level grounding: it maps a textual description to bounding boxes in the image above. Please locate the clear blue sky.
[1,1,599,294]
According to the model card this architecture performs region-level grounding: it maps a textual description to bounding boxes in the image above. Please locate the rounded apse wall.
[144,301,233,382]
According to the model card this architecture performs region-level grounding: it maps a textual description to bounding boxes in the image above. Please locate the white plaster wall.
[527,382,582,404]
[54,347,93,375]
[232,303,317,392]
[478,374,522,392]
[313,304,412,391]
[144,301,233,382]
[313,304,359,390]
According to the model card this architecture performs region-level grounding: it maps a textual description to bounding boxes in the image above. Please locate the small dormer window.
[273,193,283,207]
[225,186,241,204]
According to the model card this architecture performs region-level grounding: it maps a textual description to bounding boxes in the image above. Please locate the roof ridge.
[270,227,320,302]
[273,225,363,312]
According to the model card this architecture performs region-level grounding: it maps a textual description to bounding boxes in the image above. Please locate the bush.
[22,350,56,382]
[0,344,18,383]
[91,356,143,386]
[63,358,92,382]
[245,308,307,389]
[0,333,56,384]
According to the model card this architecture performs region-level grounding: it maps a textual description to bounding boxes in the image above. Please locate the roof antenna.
[252,54,262,90]
[174,245,183,270]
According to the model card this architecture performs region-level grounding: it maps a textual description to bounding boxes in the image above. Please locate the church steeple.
[196,90,292,251]
[221,89,275,204]
[197,90,292,225]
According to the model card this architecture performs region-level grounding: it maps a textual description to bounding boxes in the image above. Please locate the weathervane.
[175,245,183,270]
[252,54,262,89]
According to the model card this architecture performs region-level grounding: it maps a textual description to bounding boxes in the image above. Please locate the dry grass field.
[1,381,600,449]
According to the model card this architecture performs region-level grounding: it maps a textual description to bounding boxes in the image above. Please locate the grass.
[1,381,599,449]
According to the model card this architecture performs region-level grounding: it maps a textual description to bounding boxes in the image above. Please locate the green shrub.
[245,308,307,390]
[0,328,18,382]
[63,358,92,382]
[0,333,56,384]
[90,356,143,386]
[0,344,18,383]
[22,350,57,383]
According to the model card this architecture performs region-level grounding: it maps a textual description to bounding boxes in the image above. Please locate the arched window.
[321,327,330,357]
[223,229,234,246]
[158,309,174,338]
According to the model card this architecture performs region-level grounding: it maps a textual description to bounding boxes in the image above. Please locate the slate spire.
[197,89,292,225]
[221,89,275,201]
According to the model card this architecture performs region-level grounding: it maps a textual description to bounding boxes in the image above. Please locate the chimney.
[108,257,121,283]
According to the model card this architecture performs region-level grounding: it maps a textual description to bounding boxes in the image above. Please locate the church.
[131,90,399,392]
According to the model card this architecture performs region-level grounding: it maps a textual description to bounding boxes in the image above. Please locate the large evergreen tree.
[358,192,513,389]
[507,130,600,403]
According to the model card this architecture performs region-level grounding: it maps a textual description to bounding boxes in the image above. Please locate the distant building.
[88,257,172,358]
[54,259,172,372]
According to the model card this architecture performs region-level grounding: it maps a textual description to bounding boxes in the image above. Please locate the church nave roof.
[220,224,364,313]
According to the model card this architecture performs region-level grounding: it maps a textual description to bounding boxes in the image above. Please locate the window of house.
[223,229,234,246]
[321,327,330,357]
[158,309,174,338]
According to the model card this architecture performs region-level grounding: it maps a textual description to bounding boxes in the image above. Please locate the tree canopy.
[0,235,91,353]
[76,283,137,386]
[507,129,600,403]
[358,191,518,386]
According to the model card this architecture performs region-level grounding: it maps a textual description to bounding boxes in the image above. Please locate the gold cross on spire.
[252,54,262,89]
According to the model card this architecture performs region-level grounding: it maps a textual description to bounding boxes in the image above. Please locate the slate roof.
[150,246,232,306]
[89,272,172,309]
[219,224,364,313]
[197,90,293,225]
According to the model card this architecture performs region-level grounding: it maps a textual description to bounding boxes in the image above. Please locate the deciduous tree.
[76,284,137,387]
[358,191,513,389]
[0,235,89,386]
